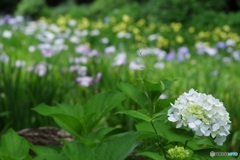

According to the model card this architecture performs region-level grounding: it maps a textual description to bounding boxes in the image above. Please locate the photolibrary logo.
[210,151,239,157]
[210,151,215,157]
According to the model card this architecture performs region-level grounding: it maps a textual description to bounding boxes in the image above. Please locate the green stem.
[184,140,188,148]
[150,120,167,159]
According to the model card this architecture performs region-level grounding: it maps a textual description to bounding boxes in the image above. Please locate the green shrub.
[15,0,46,18]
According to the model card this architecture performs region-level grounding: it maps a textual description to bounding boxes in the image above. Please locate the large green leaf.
[155,98,176,113]
[117,110,151,122]
[187,137,216,150]
[33,103,84,118]
[0,128,29,160]
[153,121,194,142]
[30,145,65,160]
[33,104,84,138]
[136,121,194,142]
[30,145,59,156]
[117,82,150,108]
[33,91,125,137]
[137,152,165,160]
[61,141,95,160]
[84,91,126,131]
[33,155,66,160]
[95,132,138,160]
[142,79,175,103]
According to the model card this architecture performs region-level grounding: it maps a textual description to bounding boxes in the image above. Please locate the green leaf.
[33,91,125,137]
[33,154,66,160]
[95,132,138,160]
[137,152,165,160]
[187,137,216,150]
[143,79,165,92]
[52,114,83,138]
[30,145,59,156]
[84,91,126,132]
[155,98,176,112]
[30,145,64,160]
[136,121,194,142]
[0,128,29,160]
[62,141,95,160]
[117,110,151,122]
[117,82,150,108]
[142,79,175,103]
[153,121,194,142]
[33,104,83,138]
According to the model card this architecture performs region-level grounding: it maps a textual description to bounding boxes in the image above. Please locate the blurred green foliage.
[15,0,46,18]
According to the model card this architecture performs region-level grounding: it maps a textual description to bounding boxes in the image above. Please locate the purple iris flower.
[166,51,175,61]
[216,41,226,49]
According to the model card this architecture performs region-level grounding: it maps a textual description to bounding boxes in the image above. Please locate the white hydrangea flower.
[168,89,231,146]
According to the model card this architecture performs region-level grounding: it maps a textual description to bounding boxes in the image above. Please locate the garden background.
[0,0,240,159]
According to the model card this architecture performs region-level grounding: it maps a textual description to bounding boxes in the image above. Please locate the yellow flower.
[136,19,146,27]
[157,36,169,48]
[132,28,140,35]
[171,22,182,32]
[122,14,131,23]
[57,16,67,26]
[188,27,195,33]
[176,35,184,43]
[223,25,230,32]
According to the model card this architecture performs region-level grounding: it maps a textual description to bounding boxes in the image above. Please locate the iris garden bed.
[0,14,240,158]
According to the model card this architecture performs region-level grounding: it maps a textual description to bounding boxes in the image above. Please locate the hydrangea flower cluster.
[168,89,231,145]
[167,146,189,159]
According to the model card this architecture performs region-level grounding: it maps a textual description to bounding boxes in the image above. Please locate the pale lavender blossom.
[178,46,190,62]
[69,36,80,43]
[28,46,36,52]
[101,37,109,44]
[112,52,127,66]
[232,50,240,61]
[153,48,166,60]
[166,51,175,61]
[34,63,47,77]
[95,72,102,83]
[195,42,207,55]
[89,49,100,57]
[154,62,165,69]
[76,76,94,87]
[78,30,88,37]
[36,31,55,43]
[74,57,88,64]
[75,45,91,55]
[2,30,12,39]
[117,31,132,39]
[15,60,26,68]
[49,24,60,33]
[222,57,232,63]
[0,54,9,63]
[226,39,236,46]
[105,46,116,55]
[38,43,55,58]
[215,41,226,49]
[68,19,77,27]
[90,29,100,36]
[205,47,217,56]
[211,70,219,76]
[129,58,144,70]
[148,34,159,41]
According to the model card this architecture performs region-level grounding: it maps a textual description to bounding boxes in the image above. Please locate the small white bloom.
[112,52,127,66]
[2,30,12,39]
[168,89,231,145]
